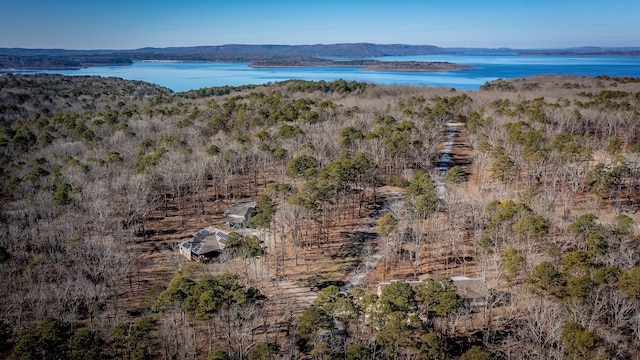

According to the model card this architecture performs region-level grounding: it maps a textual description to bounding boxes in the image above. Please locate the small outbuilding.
[220,200,256,228]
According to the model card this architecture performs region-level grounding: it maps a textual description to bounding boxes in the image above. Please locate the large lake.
[13,54,640,92]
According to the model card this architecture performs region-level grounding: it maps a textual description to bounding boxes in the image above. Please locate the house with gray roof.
[179,226,229,262]
[179,226,260,262]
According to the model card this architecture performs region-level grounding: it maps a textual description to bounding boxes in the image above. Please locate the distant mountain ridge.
[2,43,640,57]
[133,43,445,57]
[0,43,443,57]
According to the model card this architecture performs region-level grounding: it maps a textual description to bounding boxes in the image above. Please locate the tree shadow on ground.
[330,231,377,260]
[310,280,346,292]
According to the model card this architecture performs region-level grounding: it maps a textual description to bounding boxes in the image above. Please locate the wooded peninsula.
[0,54,468,72]
[1,73,639,359]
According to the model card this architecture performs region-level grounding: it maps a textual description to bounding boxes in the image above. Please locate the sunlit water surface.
[8,54,640,92]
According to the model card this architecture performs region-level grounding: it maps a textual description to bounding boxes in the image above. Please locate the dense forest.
[0,73,639,359]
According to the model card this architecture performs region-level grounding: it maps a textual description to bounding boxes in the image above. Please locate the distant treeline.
[0,55,132,70]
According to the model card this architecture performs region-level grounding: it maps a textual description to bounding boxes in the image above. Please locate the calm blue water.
[10,54,640,92]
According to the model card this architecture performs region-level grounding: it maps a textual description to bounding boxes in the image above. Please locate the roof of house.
[179,226,261,257]
[220,200,256,224]
[180,226,229,255]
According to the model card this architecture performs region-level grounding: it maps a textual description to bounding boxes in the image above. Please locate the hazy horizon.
[2,1,639,50]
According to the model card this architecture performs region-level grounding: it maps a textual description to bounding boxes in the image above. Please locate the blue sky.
[1,0,639,49]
